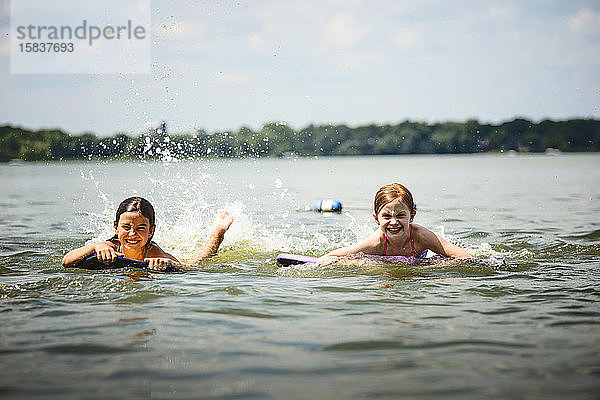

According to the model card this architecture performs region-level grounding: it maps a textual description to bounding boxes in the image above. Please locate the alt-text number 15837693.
[18,42,74,53]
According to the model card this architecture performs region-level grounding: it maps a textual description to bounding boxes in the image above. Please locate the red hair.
[373,183,415,215]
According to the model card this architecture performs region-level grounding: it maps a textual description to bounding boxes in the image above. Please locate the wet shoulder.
[361,228,386,254]
[145,242,167,258]
[411,224,435,251]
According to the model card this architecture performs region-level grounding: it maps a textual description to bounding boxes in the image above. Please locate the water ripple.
[321,339,531,352]
[42,344,133,354]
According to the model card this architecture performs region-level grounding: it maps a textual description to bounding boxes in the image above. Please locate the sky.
[1,0,599,137]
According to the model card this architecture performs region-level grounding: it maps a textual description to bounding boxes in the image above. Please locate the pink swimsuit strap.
[383,225,422,257]
[383,233,387,256]
[410,225,428,258]
[410,224,416,256]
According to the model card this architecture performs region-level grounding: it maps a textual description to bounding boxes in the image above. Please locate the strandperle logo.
[15,20,146,46]
[10,0,151,74]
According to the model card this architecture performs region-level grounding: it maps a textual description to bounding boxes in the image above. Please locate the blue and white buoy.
[313,199,342,212]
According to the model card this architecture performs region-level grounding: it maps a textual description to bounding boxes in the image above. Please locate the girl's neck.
[381,229,412,255]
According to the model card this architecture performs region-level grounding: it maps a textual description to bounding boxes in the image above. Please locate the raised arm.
[188,211,234,264]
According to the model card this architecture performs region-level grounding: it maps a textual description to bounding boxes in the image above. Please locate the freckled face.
[114,211,155,251]
[374,200,414,236]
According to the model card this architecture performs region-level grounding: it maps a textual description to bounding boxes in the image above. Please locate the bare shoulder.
[412,224,471,258]
[359,228,385,251]
[146,242,175,259]
[411,224,435,242]
[407,224,432,252]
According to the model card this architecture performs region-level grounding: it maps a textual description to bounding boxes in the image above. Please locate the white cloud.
[249,33,265,49]
[323,12,369,47]
[156,20,205,41]
[391,27,418,49]
[252,1,324,45]
[212,70,255,84]
[487,4,516,18]
[567,8,600,32]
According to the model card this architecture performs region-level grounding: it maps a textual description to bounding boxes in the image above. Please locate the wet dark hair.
[115,197,155,227]
[109,197,156,246]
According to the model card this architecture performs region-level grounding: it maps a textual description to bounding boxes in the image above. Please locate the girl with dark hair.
[62,197,234,271]
[324,183,471,259]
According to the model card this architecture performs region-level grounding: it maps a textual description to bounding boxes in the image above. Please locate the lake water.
[1,153,599,399]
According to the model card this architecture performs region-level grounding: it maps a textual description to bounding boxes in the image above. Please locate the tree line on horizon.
[0,118,598,162]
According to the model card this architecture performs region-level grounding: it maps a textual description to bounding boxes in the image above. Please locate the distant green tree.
[1,118,599,162]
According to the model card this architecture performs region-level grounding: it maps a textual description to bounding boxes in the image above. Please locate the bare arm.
[62,240,119,268]
[417,226,472,258]
[144,243,200,271]
[147,211,234,270]
[325,230,383,257]
[188,211,234,264]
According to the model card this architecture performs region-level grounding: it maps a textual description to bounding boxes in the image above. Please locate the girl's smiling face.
[114,211,155,252]
[374,200,414,237]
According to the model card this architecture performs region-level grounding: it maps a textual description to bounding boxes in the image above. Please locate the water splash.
[72,158,540,269]
[74,159,320,262]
